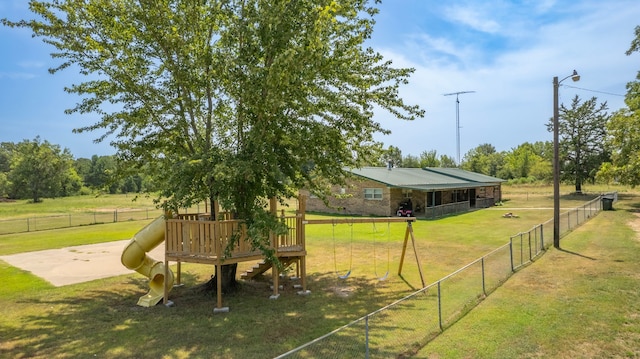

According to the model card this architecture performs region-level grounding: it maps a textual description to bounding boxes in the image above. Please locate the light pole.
[553,70,580,249]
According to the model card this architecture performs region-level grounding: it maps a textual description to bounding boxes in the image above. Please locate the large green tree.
[598,26,640,186]
[461,143,503,177]
[418,150,440,167]
[438,154,457,168]
[547,95,610,193]
[498,142,549,182]
[0,143,13,197]
[8,138,81,202]
[4,1,422,290]
[384,145,404,168]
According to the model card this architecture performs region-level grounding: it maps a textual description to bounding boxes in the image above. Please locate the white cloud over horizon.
[370,0,638,161]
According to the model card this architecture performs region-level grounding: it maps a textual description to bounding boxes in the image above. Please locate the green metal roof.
[347,167,504,191]
[422,167,505,183]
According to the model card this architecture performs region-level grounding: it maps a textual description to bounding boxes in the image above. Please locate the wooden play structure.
[160,195,423,312]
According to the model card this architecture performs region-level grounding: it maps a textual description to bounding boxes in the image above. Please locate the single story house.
[300,167,505,218]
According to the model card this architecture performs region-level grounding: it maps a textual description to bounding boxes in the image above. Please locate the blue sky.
[1,0,639,160]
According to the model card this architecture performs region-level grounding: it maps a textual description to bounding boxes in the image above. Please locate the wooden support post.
[299,255,309,293]
[409,222,426,288]
[216,263,223,307]
[398,223,410,276]
[398,221,426,288]
[271,264,280,299]
[269,197,280,300]
[297,195,310,295]
[213,263,229,313]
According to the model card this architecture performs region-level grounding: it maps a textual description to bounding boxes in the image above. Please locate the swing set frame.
[304,213,426,287]
[160,195,425,312]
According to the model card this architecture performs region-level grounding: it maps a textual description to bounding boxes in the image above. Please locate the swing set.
[155,195,424,312]
[310,216,425,287]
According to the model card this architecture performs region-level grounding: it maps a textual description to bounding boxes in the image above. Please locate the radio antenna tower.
[443,91,476,164]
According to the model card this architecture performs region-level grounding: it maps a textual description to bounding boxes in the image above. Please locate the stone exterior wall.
[300,178,394,216]
[300,179,502,217]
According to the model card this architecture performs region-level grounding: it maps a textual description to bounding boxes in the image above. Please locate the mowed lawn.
[0,185,637,358]
[417,191,640,358]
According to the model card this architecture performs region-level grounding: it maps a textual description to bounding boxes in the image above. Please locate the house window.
[402,189,412,198]
[364,188,383,200]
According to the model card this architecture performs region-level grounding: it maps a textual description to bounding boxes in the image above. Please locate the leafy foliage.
[547,96,610,192]
[598,25,640,187]
[461,143,502,177]
[7,137,81,202]
[3,1,423,257]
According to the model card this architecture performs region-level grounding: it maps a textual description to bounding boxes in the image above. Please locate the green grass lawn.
[417,189,640,358]
[0,185,638,358]
[0,193,160,219]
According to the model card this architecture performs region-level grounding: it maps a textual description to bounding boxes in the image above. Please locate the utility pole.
[443,91,475,164]
[552,70,580,248]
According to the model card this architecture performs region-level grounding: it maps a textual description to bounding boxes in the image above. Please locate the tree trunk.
[201,263,239,294]
[575,180,582,194]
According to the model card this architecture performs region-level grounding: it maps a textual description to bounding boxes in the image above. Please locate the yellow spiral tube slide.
[121,216,174,307]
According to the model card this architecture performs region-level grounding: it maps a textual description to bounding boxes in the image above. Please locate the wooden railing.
[165,215,303,264]
[276,215,303,253]
[174,212,233,221]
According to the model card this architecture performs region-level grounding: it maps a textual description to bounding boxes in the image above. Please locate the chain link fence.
[276,193,612,358]
[0,203,213,236]
[0,208,164,235]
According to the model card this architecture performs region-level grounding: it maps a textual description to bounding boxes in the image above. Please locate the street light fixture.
[553,70,580,249]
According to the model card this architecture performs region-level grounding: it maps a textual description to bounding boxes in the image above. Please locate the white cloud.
[0,72,36,80]
[371,0,640,159]
[405,33,478,68]
[443,4,501,34]
[18,61,46,69]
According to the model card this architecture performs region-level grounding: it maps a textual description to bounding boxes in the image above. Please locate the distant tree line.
[0,137,154,202]
[0,94,620,202]
[0,91,626,202]
[376,94,615,193]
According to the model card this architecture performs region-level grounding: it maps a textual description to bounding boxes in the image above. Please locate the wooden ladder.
[241,257,299,280]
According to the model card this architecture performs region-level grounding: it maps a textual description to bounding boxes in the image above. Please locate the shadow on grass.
[1,271,406,359]
[397,274,420,292]
[558,247,597,260]
[623,193,640,212]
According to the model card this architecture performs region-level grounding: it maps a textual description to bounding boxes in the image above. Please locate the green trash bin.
[602,197,613,210]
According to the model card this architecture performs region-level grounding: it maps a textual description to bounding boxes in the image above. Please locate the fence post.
[519,233,524,267]
[27,218,30,232]
[481,257,486,296]
[576,207,580,225]
[365,315,370,359]
[509,239,514,272]
[437,281,443,331]
[540,223,544,250]
[533,226,539,255]
[528,232,532,261]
